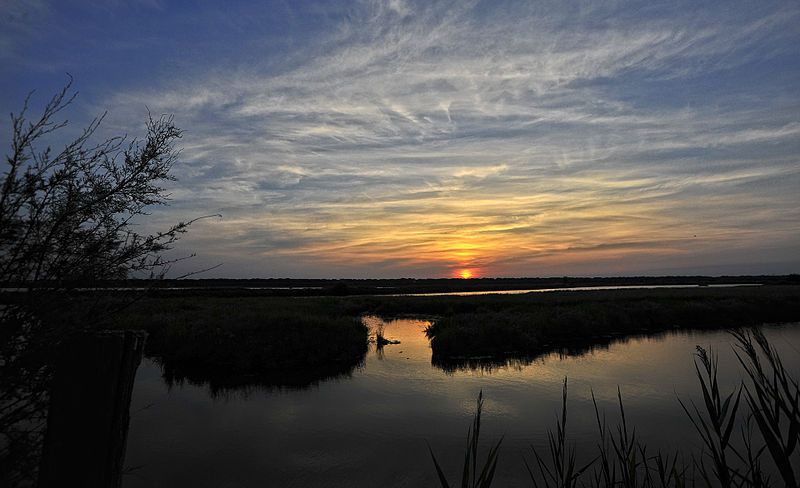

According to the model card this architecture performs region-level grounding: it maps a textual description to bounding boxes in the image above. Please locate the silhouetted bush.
[0,80,194,487]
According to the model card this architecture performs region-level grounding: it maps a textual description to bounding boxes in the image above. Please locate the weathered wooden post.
[38,330,146,488]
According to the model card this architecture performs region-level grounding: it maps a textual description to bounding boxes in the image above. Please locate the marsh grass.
[732,329,800,486]
[678,346,742,487]
[435,328,799,487]
[422,288,800,360]
[106,296,369,390]
[39,286,800,376]
[525,379,594,488]
[41,286,798,390]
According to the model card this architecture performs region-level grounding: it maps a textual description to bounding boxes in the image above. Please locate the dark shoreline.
[76,284,800,389]
[4,274,799,297]
[13,284,799,392]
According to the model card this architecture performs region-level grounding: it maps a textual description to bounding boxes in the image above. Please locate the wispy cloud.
[5,0,799,277]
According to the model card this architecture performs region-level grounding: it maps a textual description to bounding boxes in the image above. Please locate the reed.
[732,329,799,487]
[524,379,594,488]
[428,390,504,488]
[678,346,741,487]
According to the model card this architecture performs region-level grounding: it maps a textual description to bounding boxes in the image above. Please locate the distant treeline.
[14,274,800,297]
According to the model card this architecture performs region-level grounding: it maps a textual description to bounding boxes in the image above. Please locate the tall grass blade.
[427,390,503,488]
[428,441,452,488]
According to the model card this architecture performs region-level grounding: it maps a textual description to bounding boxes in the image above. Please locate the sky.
[1,0,799,278]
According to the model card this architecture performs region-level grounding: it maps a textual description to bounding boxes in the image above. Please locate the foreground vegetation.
[4,286,797,484]
[429,328,799,488]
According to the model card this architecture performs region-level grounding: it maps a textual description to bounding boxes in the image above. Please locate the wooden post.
[38,330,146,488]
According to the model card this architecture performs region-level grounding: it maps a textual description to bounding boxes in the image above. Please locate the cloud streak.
[4,0,799,277]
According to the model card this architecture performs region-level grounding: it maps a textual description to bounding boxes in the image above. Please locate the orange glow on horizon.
[252,187,710,277]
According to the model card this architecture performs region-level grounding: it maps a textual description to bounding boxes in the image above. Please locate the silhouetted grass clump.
[110,296,368,389]
[427,312,543,359]
[421,286,800,360]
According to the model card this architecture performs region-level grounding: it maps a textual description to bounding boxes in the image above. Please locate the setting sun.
[457,269,475,279]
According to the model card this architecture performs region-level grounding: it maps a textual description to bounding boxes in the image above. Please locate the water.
[396,283,762,297]
[123,320,799,487]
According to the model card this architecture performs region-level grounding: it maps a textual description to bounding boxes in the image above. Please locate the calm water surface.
[123,320,799,488]
[398,283,761,296]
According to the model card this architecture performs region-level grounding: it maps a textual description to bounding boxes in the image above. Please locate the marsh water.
[398,283,761,296]
[123,320,800,488]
